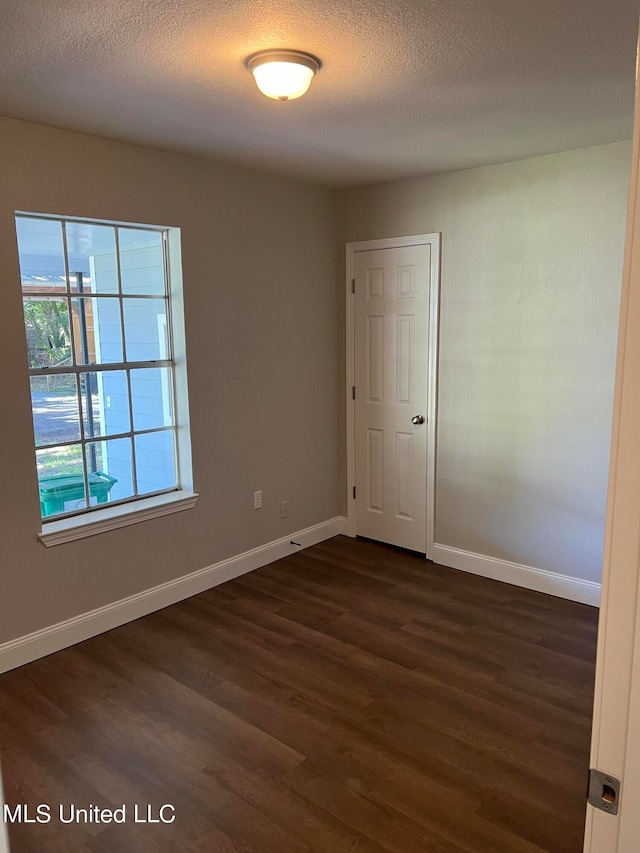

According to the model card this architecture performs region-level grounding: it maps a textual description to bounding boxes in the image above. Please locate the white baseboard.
[0,517,346,674]
[433,544,601,607]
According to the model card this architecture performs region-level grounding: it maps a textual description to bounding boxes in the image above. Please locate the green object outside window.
[38,472,117,518]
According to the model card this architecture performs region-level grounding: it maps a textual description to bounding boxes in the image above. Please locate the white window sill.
[38,490,199,547]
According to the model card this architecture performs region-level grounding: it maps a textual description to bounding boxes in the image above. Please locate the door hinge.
[587,769,620,815]
[351,278,355,294]
[352,386,356,400]
[353,486,356,499]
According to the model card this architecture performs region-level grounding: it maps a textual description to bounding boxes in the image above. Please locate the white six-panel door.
[353,243,433,553]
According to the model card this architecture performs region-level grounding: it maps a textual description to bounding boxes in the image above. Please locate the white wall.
[341,142,631,584]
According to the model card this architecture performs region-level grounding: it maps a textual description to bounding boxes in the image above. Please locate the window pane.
[30,374,80,446]
[118,228,165,295]
[135,430,177,495]
[37,444,86,517]
[87,438,133,504]
[23,297,72,368]
[71,297,124,364]
[130,367,174,431]
[16,217,67,292]
[123,298,169,361]
[80,371,130,439]
[66,222,118,294]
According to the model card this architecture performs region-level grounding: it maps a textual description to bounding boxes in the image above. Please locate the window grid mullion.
[81,444,90,511]
[76,372,86,442]
[79,369,90,506]
[60,220,77,370]
[32,292,164,300]
[28,360,172,377]
[60,220,70,297]
[126,370,139,497]
[114,228,128,362]
[161,231,173,361]
[162,231,182,486]
[16,212,169,232]
[35,425,176,453]
[78,365,91,505]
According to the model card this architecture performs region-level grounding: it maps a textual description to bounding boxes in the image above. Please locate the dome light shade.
[246,50,321,100]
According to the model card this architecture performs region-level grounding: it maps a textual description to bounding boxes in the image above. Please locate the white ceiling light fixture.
[245,50,321,101]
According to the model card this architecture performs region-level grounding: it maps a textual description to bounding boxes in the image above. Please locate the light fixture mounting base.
[245,49,322,75]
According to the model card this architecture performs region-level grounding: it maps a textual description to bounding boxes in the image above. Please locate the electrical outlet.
[253,490,262,510]
[280,500,289,519]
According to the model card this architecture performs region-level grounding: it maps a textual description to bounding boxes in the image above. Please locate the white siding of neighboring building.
[92,241,175,501]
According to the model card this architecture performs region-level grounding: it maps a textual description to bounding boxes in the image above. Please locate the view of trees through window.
[24,299,71,369]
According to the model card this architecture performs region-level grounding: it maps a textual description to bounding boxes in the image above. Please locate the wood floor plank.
[281,762,469,853]
[201,749,393,853]
[207,678,395,792]
[367,766,550,853]
[476,790,585,853]
[0,536,595,852]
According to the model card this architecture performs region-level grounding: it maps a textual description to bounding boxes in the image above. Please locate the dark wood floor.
[0,536,598,852]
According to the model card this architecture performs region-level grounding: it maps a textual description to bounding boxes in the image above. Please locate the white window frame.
[16,212,197,546]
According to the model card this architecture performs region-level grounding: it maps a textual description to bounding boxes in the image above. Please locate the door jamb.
[345,234,441,560]
[583,44,640,852]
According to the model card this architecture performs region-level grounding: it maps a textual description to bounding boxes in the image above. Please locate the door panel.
[367,428,384,512]
[354,244,431,552]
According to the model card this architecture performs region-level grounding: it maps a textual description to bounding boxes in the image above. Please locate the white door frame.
[346,234,441,559]
[583,41,640,852]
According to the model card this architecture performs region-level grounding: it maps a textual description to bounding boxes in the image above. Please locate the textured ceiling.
[0,0,638,186]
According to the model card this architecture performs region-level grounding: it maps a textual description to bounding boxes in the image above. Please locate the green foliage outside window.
[23,300,71,368]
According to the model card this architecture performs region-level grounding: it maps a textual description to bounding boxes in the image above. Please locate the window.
[16,213,196,543]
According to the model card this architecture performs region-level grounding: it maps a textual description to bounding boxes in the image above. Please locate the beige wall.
[0,118,630,647]
[0,117,341,644]
[341,142,631,583]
